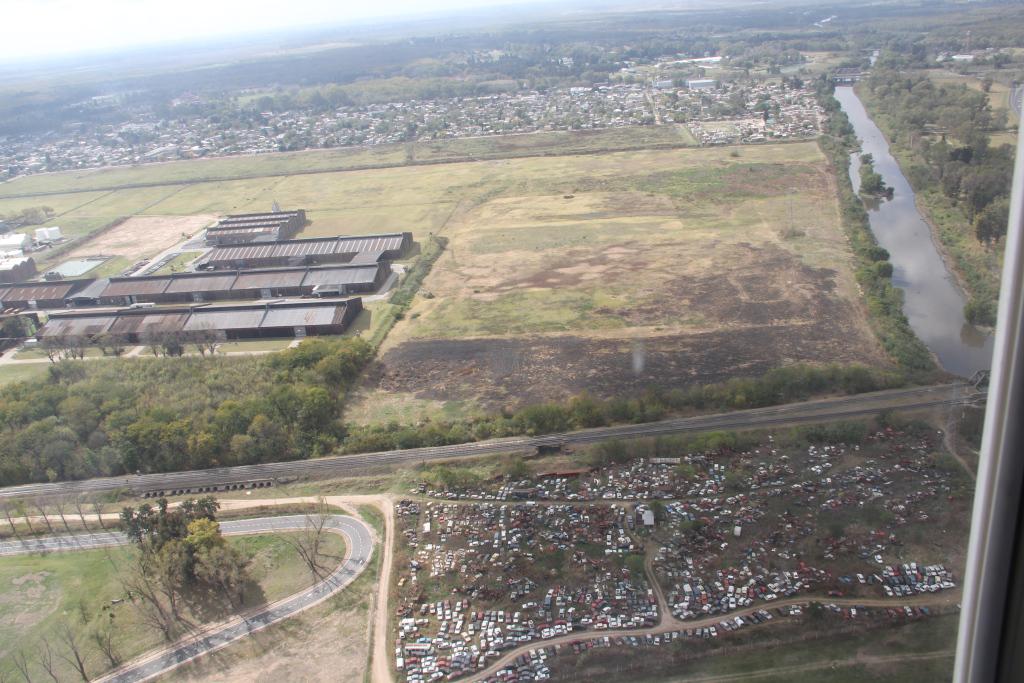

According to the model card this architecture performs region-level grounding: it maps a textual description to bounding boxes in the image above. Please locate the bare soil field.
[66,214,215,260]
[349,142,886,423]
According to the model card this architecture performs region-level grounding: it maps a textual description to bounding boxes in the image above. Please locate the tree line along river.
[833,85,994,378]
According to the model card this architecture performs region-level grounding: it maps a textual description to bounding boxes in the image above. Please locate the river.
[833,86,993,378]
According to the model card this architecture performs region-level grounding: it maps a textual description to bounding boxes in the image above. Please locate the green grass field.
[0,531,344,681]
[0,125,696,200]
[0,363,50,386]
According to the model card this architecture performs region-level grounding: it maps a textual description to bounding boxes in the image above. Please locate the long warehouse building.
[196,232,412,270]
[205,210,307,246]
[0,262,390,309]
[38,299,363,341]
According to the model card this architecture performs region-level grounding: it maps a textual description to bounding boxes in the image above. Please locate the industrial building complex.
[37,299,363,341]
[204,210,307,246]
[0,262,390,309]
[0,210,409,347]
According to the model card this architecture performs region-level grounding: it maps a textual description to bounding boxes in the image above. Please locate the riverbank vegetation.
[858,64,1012,326]
[814,76,936,374]
[858,154,891,197]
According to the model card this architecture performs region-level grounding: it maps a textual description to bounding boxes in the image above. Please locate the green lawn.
[0,363,50,386]
[0,530,344,682]
[14,346,106,360]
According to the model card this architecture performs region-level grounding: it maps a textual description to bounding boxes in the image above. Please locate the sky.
[0,0,558,62]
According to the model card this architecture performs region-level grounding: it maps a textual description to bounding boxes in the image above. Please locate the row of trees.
[341,363,901,455]
[38,327,228,362]
[814,76,936,372]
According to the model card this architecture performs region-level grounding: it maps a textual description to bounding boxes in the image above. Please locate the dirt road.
[467,591,961,682]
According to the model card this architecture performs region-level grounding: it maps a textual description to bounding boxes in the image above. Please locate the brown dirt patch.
[624,242,840,327]
[68,214,215,260]
[367,317,880,410]
[165,604,368,683]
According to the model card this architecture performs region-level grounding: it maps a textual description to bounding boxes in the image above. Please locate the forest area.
[0,338,373,486]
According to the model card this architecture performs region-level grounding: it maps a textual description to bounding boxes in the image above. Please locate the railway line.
[0,382,979,501]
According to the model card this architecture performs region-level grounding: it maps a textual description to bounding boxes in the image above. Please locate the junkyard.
[391,422,971,681]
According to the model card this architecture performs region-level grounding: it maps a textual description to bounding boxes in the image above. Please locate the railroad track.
[0,383,979,501]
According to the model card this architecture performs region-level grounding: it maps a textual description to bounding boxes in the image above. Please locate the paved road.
[0,383,977,501]
[1,515,374,683]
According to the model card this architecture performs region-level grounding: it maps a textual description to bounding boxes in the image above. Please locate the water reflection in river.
[833,86,993,377]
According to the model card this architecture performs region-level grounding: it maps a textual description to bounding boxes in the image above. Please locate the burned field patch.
[368,317,878,409]
[367,242,875,411]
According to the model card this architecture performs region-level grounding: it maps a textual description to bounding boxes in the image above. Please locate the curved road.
[0,515,374,683]
[0,383,979,501]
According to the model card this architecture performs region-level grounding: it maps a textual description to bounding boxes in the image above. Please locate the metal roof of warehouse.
[163,273,239,294]
[232,269,308,290]
[108,311,191,334]
[217,211,302,224]
[336,234,407,254]
[101,278,170,297]
[1,281,81,300]
[183,307,267,330]
[43,314,116,336]
[301,265,379,286]
[261,303,346,327]
[203,233,407,262]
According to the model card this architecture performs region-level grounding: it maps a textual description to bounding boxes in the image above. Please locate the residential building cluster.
[0,80,822,178]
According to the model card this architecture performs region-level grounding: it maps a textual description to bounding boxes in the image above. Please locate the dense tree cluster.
[0,337,373,486]
[120,497,251,639]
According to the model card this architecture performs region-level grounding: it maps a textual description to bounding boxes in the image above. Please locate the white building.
[687,79,717,91]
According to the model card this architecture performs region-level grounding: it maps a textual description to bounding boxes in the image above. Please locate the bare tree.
[185,326,224,356]
[91,618,120,668]
[280,497,332,583]
[94,332,129,357]
[32,499,53,534]
[53,497,73,534]
[122,565,177,641]
[11,650,32,682]
[56,620,90,682]
[73,495,90,530]
[14,501,34,535]
[139,328,163,357]
[36,638,59,683]
[40,336,62,363]
[90,498,107,529]
[2,504,22,541]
